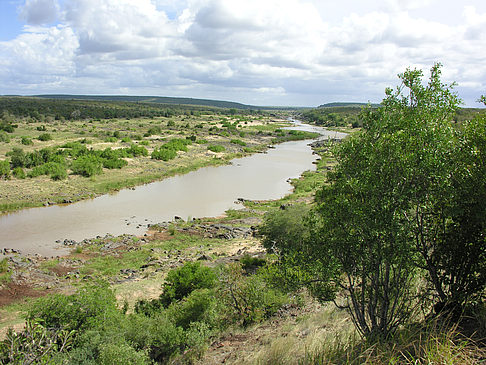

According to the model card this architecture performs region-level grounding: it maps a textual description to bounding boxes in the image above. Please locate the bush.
[230,139,246,146]
[208,145,225,153]
[151,148,177,161]
[0,160,10,179]
[71,155,103,177]
[12,167,25,179]
[7,147,26,168]
[20,136,33,145]
[217,263,290,326]
[98,343,150,365]
[161,262,217,308]
[166,289,219,329]
[102,157,128,169]
[28,283,118,335]
[0,132,10,143]
[37,133,52,141]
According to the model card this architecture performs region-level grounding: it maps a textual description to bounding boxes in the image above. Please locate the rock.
[197,254,212,261]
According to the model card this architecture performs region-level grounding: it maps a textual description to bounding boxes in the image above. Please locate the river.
[0,122,346,256]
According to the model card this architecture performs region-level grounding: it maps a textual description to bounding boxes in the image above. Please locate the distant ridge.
[319,102,381,108]
[33,94,265,110]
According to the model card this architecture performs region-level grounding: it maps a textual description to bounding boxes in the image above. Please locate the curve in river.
[0,122,346,256]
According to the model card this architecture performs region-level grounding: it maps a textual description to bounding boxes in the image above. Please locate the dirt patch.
[0,282,48,307]
[49,265,76,277]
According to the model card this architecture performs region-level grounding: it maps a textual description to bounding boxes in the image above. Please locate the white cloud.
[19,0,59,25]
[1,0,485,106]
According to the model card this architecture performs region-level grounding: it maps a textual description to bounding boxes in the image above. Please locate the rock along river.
[0,121,347,256]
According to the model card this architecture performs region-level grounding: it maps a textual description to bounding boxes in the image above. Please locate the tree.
[268,64,486,340]
[313,64,486,336]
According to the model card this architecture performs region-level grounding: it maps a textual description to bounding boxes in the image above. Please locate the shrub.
[98,343,150,365]
[230,139,247,146]
[104,136,118,143]
[0,132,10,143]
[0,160,10,179]
[37,133,52,141]
[28,283,118,335]
[125,144,148,157]
[160,262,217,308]
[71,155,103,177]
[20,136,33,145]
[7,147,26,168]
[166,289,219,329]
[102,157,128,169]
[12,167,25,179]
[151,148,177,161]
[217,263,290,326]
[208,145,225,153]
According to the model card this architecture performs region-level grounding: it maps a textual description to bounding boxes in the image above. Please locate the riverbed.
[0,122,346,256]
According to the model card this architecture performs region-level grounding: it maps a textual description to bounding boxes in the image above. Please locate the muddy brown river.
[0,122,346,256]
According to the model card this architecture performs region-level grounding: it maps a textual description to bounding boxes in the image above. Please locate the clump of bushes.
[151,138,191,161]
[37,133,52,141]
[208,145,225,153]
[0,259,295,364]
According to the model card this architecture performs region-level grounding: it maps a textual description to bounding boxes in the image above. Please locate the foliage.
[28,282,118,336]
[208,144,225,153]
[0,319,75,364]
[20,136,33,145]
[37,132,52,141]
[160,261,217,307]
[151,147,177,161]
[217,263,291,326]
[71,154,103,177]
[12,167,25,179]
[230,138,247,146]
[0,160,10,179]
[0,131,10,143]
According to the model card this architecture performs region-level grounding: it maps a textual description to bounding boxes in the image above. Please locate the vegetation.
[1,65,484,364]
[262,64,486,342]
[0,98,309,212]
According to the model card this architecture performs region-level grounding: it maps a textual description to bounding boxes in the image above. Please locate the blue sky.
[0,0,485,107]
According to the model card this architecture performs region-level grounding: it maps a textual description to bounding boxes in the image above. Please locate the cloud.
[19,0,59,25]
[1,0,485,106]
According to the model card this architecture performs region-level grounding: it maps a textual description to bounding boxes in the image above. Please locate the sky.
[0,0,485,107]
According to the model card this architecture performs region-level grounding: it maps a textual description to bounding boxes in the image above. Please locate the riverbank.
[1,112,317,214]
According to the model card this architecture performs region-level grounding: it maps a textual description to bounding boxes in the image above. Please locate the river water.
[0,122,346,256]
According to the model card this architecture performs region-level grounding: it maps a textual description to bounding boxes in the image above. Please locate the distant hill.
[319,102,381,108]
[34,94,269,110]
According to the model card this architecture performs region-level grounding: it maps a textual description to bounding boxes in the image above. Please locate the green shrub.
[0,131,10,143]
[102,158,128,169]
[7,147,26,168]
[104,136,118,143]
[37,133,52,141]
[98,343,150,365]
[71,155,103,177]
[0,121,17,133]
[121,136,131,143]
[28,283,118,335]
[125,144,148,157]
[12,167,25,179]
[208,145,225,153]
[217,263,290,326]
[160,262,216,308]
[230,139,247,146]
[20,136,33,145]
[166,289,219,329]
[196,139,208,144]
[0,160,10,179]
[151,148,177,161]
